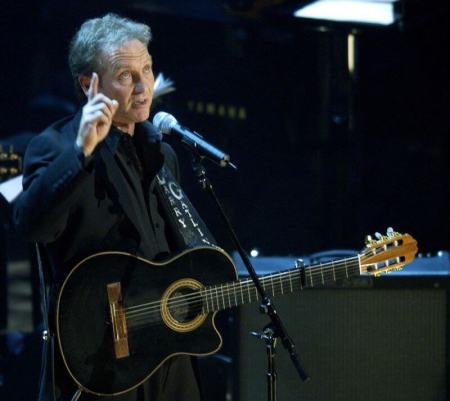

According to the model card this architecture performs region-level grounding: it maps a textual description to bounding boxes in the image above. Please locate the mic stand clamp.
[251,324,278,401]
[190,155,310,401]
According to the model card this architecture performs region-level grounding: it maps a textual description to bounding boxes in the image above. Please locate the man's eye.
[119,71,131,81]
[143,65,152,74]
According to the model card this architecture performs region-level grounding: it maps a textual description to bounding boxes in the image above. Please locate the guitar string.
[121,245,403,327]
[124,251,395,328]
[120,251,385,322]
[124,269,337,326]
[126,275,311,328]
[125,262,360,328]
[119,254,369,322]
[119,244,396,323]
[121,255,360,316]
[122,272,298,323]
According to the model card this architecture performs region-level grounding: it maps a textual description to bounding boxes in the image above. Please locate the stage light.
[294,0,398,25]
[250,248,260,257]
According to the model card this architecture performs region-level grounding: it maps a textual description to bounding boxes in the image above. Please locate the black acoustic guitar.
[56,231,418,396]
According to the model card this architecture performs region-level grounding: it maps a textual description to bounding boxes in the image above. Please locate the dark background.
[1,0,449,256]
[1,1,449,400]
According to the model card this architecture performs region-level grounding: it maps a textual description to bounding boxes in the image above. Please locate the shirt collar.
[104,120,160,154]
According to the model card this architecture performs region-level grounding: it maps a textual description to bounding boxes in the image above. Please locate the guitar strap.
[155,166,216,250]
[35,242,58,401]
[35,243,82,401]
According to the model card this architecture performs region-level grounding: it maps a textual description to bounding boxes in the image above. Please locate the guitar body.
[56,246,237,396]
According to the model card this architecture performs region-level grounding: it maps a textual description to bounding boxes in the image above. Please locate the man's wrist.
[74,142,94,170]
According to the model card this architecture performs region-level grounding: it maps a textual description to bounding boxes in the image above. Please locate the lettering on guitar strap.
[157,173,213,246]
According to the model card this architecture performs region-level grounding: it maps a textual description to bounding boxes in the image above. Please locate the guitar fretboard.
[201,256,361,313]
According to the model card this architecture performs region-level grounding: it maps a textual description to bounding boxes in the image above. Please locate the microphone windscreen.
[153,112,177,135]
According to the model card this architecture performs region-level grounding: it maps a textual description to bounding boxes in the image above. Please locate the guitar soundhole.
[168,289,202,323]
[161,278,207,332]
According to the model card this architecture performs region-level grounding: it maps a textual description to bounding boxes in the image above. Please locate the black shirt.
[106,125,171,260]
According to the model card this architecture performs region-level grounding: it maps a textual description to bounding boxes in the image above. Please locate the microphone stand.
[190,154,310,401]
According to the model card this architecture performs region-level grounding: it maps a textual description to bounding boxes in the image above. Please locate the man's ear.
[78,75,91,96]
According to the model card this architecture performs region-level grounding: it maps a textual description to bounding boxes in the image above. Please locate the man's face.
[98,39,154,127]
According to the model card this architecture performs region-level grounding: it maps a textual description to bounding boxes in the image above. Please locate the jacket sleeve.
[13,128,92,243]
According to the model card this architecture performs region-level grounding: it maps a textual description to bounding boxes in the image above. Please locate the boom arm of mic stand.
[191,156,310,385]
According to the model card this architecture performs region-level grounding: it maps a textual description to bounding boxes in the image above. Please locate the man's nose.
[134,79,145,93]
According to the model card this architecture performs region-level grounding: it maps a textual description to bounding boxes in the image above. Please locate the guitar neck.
[202,255,361,313]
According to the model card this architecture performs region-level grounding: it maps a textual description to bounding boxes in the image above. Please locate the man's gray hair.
[68,13,152,100]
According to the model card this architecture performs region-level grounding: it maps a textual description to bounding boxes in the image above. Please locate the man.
[14,13,208,401]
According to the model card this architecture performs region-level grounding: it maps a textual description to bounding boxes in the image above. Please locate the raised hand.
[76,72,119,156]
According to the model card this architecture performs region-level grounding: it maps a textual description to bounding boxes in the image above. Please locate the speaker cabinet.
[237,277,448,401]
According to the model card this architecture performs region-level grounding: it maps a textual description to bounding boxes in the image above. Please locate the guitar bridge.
[107,282,130,359]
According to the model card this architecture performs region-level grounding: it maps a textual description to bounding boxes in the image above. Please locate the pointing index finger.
[88,72,98,101]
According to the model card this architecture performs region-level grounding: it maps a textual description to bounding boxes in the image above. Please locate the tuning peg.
[387,227,394,237]
[365,235,373,246]
[374,232,382,240]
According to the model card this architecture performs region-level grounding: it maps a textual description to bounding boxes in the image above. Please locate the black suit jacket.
[14,113,205,401]
[14,112,180,284]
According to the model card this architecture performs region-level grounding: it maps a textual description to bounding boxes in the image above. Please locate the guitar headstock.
[360,228,418,276]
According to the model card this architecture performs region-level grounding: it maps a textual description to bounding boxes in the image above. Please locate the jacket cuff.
[74,143,94,171]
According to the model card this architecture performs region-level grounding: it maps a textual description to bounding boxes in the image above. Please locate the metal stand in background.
[250,324,278,401]
[191,155,310,401]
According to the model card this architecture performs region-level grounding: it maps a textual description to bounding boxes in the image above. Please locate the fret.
[233,283,238,306]
[240,281,245,305]
[201,289,206,313]
[220,284,226,310]
[207,288,211,311]
[221,284,226,309]
[331,261,336,282]
[357,254,362,274]
[309,268,313,287]
[320,263,324,285]
[344,259,349,278]
[353,258,359,275]
[203,289,209,313]
[279,273,284,295]
[205,288,214,312]
[211,288,215,310]
[201,290,205,313]
[226,283,232,308]
[225,284,229,309]
[288,270,293,292]
[335,260,346,281]
[215,286,220,310]
[247,281,252,303]
[222,284,227,309]
[270,274,275,297]
[255,286,259,301]
[222,283,228,309]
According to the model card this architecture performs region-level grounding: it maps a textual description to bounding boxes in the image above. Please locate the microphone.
[153,111,236,169]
